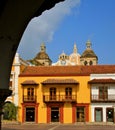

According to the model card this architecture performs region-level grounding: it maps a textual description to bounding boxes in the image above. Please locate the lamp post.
[0,89,12,130]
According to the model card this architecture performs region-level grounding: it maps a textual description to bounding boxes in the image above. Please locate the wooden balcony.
[23,95,37,103]
[43,95,77,103]
[91,94,115,102]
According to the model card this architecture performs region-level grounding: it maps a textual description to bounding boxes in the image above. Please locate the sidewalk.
[2,120,115,126]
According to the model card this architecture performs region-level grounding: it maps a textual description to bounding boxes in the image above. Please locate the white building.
[6,53,29,106]
[89,74,115,122]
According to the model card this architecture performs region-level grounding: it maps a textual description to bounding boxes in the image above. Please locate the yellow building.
[18,65,91,124]
[18,65,115,124]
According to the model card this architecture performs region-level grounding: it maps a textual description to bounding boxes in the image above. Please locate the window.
[99,86,108,100]
[84,61,87,65]
[27,88,34,100]
[65,87,72,99]
[50,87,56,100]
[89,60,93,65]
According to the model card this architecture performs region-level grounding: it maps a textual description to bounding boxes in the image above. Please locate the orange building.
[18,65,115,124]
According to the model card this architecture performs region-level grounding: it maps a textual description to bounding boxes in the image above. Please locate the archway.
[0,0,65,129]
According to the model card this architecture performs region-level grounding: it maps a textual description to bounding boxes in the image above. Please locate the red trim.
[72,104,76,123]
[21,103,39,123]
[47,106,50,123]
[46,103,64,123]
[60,106,63,123]
[72,103,89,123]
[35,104,39,123]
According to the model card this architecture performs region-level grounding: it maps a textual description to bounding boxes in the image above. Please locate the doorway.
[26,107,35,122]
[76,107,85,122]
[106,108,114,122]
[51,107,59,122]
[95,108,102,122]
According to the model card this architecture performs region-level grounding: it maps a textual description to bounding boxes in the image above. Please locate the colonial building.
[88,73,115,122]
[18,65,115,124]
[28,43,52,66]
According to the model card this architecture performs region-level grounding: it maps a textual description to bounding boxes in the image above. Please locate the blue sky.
[17,0,115,64]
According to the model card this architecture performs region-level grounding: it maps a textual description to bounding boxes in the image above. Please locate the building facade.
[18,65,115,124]
[89,74,115,122]
[18,65,91,123]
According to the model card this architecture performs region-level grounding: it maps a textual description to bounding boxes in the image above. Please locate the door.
[26,107,35,122]
[51,107,59,122]
[106,108,114,122]
[76,107,85,122]
[95,108,102,122]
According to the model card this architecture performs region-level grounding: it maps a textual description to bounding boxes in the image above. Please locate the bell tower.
[80,40,98,65]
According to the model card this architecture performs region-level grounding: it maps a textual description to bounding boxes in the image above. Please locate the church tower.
[80,40,98,65]
[69,43,81,65]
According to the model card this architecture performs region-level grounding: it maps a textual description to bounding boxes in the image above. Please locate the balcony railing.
[91,94,115,102]
[43,95,77,103]
[23,95,37,103]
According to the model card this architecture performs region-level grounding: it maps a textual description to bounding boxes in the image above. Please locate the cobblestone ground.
[2,123,115,130]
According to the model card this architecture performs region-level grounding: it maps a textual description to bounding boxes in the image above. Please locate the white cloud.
[17,0,80,60]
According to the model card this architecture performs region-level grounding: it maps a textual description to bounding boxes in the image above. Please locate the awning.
[21,80,38,86]
[42,79,79,85]
[88,78,115,84]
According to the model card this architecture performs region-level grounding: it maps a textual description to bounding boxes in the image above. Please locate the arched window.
[89,60,93,65]
[84,61,87,66]
[65,87,72,99]
[50,87,56,100]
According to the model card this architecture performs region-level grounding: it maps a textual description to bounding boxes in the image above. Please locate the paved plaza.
[1,123,115,130]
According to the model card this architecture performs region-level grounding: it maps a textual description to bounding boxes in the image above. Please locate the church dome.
[35,52,50,60]
[28,43,52,66]
[80,49,97,58]
[34,43,51,61]
[80,40,98,59]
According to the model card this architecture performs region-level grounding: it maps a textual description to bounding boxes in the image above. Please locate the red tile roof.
[88,78,115,84]
[19,65,115,77]
[42,79,79,84]
[21,80,38,85]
